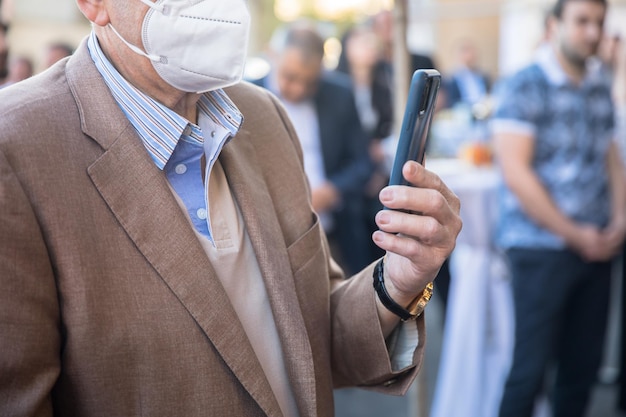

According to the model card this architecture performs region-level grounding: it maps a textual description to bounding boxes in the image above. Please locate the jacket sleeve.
[0,148,60,417]
[329,262,425,395]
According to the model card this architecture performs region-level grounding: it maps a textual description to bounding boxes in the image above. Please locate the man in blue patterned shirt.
[491,0,626,416]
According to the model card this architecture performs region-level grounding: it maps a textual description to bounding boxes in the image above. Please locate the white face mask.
[108,0,250,93]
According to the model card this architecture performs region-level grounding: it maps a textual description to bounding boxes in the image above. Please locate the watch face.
[423,282,434,301]
[407,282,434,318]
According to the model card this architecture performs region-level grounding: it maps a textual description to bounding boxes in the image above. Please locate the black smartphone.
[388,69,441,187]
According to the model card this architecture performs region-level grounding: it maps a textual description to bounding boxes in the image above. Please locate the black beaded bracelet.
[372,257,413,321]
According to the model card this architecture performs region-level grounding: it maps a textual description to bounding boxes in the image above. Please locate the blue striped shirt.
[87,32,243,240]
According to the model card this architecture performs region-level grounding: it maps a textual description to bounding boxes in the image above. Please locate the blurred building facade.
[1,0,625,80]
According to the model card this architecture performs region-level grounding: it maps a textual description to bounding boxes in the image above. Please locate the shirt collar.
[87,31,243,170]
[535,42,604,88]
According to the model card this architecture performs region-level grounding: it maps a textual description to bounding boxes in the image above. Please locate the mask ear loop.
[137,0,164,12]
[137,0,172,15]
[107,23,163,63]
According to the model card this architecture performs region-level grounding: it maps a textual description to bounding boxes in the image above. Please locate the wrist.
[558,221,584,247]
[382,260,424,306]
[372,257,433,321]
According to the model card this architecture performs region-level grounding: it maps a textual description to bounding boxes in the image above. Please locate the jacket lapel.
[220,127,318,417]
[66,41,282,417]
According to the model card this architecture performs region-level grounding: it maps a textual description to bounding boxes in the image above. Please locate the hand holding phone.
[388,69,441,187]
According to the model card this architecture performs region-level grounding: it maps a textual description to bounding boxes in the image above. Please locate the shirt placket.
[165,125,211,237]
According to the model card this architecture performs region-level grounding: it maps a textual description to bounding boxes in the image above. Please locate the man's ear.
[75,0,110,27]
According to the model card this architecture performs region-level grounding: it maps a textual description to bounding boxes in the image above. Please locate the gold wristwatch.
[404,281,434,319]
[373,257,434,321]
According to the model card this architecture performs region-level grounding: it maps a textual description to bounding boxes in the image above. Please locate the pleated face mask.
[109,0,250,93]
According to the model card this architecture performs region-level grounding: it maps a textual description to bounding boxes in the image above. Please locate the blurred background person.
[0,54,32,88]
[442,38,491,109]
[362,8,439,117]
[251,23,373,275]
[491,1,626,416]
[337,25,392,265]
[340,26,393,145]
[43,42,73,69]
[371,9,436,76]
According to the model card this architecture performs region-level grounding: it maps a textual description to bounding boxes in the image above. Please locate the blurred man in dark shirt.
[253,24,374,274]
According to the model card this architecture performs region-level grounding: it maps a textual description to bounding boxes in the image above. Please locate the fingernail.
[377,211,391,225]
[373,231,385,243]
[380,188,392,203]
[405,161,417,175]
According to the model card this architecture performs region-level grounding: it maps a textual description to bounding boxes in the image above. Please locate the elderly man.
[0,1,461,416]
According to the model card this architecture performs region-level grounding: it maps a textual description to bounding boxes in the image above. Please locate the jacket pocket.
[286,213,324,276]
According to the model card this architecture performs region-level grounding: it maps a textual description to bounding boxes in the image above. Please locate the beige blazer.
[0,40,425,416]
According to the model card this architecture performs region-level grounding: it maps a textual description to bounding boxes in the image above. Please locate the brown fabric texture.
[0,39,425,417]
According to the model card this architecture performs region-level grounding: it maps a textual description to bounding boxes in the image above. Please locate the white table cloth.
[427,159,515,417]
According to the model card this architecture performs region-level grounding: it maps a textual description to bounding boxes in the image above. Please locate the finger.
[375,209,449,247]
[380,186,458,226]
[402,161,461,213]
[372,230,449,274]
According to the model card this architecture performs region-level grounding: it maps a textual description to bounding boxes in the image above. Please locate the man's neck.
[97,28,201,122]
[553,44,586,85]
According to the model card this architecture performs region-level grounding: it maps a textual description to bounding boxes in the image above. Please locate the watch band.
[372,257,433,321]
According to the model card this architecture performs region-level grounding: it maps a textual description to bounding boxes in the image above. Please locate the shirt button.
[175,164,187,175]
[197,208,208,220]
[211,131,216,138]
